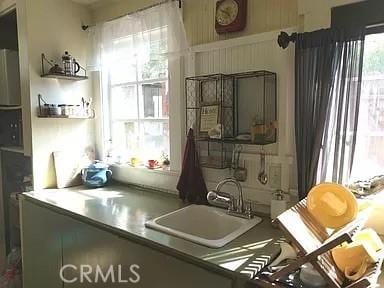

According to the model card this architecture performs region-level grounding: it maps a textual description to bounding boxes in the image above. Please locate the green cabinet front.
[20,199,234,288]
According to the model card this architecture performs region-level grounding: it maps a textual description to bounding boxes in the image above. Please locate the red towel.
[177,129,208,204]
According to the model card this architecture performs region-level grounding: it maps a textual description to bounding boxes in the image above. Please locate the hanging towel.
[177,128,208,204]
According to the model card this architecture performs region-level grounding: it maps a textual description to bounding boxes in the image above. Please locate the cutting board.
[53,151,83,188]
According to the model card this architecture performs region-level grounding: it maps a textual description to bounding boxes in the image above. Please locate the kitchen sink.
[145,204,262,248]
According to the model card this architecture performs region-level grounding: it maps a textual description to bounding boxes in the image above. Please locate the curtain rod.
[277,31,297,49]
[82,0,182,31]
[278,23,384,48]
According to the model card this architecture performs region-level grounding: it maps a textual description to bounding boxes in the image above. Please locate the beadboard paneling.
[189,29,297,199]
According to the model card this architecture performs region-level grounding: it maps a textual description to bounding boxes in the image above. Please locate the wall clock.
[215,0,247,34]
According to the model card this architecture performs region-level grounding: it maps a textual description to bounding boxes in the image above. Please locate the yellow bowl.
[307,183,358,229]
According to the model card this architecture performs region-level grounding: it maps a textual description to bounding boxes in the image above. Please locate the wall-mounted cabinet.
[186,70,277,169]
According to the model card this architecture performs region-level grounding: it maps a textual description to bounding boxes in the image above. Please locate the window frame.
[349,32,384,181]
[98,27,184,173]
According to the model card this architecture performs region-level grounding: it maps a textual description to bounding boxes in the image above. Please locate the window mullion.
[105,27,171,163]
[134,34,141,152]
[107,69,113,142]
[111,77,169,88]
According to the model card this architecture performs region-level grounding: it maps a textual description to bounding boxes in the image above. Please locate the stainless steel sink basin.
[145,204,262,248]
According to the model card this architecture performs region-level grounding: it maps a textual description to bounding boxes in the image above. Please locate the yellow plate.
[307,183,358,229]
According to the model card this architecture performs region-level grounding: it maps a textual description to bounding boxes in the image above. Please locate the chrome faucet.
[207,178,253,219]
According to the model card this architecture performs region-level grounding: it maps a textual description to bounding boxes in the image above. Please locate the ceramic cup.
[332,244,376,281]
[131,157,138,167]
[147,160,158,169]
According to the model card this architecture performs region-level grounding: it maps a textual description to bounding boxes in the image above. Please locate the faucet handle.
[228,200,236,212]
[244,200,253,218]
[207,190,235,211]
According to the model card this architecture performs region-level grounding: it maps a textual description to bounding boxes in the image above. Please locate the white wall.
[17,0,95,189]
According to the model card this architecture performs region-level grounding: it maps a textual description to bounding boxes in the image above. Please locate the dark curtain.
[295,28,365,200]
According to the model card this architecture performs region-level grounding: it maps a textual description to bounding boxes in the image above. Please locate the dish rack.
[250,198,383,288]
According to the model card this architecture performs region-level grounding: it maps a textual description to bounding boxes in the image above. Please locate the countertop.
[22,183,283,281]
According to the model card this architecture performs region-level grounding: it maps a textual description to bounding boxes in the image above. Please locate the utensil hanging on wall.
[258,150,268,185]
[231,144,241,170]
[232,145,247,182]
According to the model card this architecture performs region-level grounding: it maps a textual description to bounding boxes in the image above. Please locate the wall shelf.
[0,106,22,111]
[37,115,94,119]
[40,73,88,81]
[196,137,276,146]
[186,70,277,169]
[186,74,235,169]
[0,146,24,154]
[37,94,95,119]
[40,53,88,81]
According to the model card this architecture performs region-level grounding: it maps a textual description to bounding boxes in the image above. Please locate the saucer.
[146,165,161,170]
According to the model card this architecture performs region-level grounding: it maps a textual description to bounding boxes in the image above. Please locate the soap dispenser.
[270,189,288,219]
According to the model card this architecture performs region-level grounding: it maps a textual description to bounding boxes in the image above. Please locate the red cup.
[147,160,158,169]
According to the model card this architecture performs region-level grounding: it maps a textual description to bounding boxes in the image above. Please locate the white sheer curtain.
[86,1,188,162]
[87,1,188,72]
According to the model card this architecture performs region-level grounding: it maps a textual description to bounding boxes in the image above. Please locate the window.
[350,33,384,181]
[92,2,186,174]
[104,27,170,162]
